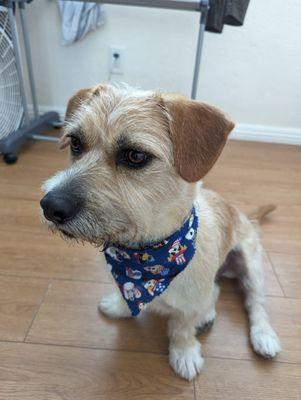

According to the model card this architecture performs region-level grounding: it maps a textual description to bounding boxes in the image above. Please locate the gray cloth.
[206,0,250,33]
[58,1,105,45]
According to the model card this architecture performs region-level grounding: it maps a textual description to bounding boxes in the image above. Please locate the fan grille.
[0,6,23,140]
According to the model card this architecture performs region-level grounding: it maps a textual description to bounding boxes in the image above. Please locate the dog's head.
[40,84,234,246]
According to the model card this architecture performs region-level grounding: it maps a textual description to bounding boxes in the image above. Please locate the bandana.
[104,207,198,316]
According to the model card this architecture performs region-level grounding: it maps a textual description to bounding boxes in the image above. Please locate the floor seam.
[193,379,197,400]
[23,279,53,342]
[0,272,108,284]
[1,338,300,366]
[265,251,286,297]
[0,272,297,299]
[17,339,168,356]
[0,272,49,281]
[262,250,301,256]
[51,277,111,284]
[203,354,301,366]
[222,290,294,299]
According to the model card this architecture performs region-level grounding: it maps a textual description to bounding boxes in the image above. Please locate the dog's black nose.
[40,191,80,224]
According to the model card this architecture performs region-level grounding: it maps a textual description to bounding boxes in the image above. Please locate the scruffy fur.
[42,84,281,381]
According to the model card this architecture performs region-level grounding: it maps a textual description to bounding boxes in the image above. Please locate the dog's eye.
[118,149,151,169]
[70,136,82,156]
[127,150,147,165]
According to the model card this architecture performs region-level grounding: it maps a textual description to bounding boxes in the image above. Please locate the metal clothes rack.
[77,0,210,99]
[0,0,209,164]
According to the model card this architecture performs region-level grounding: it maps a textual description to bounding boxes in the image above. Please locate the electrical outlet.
[109,46,125,75]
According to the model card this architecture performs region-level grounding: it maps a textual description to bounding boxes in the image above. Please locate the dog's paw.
[169,342,204,381]
[98,292,131,319]
[251,326,281,358]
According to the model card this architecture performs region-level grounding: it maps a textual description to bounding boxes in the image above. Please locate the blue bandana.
[104,207,198,316]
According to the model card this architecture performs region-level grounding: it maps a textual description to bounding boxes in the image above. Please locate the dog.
[40,83,281,380]
[123,281,141,301]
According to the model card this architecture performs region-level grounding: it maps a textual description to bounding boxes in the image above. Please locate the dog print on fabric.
[104,207,198,316]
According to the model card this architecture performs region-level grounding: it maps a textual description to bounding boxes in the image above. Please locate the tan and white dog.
[40,84,281,381]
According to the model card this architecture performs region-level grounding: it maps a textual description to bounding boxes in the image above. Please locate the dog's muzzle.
[40,191,82,224]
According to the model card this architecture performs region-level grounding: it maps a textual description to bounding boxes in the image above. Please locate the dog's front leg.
[168,311,204,381]
[99,291,131,319]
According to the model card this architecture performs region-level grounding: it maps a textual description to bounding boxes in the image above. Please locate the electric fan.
[0,0,60,164]
[0,6,23,144]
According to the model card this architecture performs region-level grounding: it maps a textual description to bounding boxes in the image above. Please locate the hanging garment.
[206,0,250,33]
[57,1,105,45]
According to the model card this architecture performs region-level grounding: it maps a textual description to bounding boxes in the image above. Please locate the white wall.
[24,0,301,142]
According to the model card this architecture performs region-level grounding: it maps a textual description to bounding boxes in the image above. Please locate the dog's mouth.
[59,228,76,240]
[46,221,77,241]
[53,221,106,248]
[40,206,129,248]
[41,213,78,242]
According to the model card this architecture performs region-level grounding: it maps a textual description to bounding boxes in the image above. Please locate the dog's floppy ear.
[60,84,105,149]
[65,85,104,121]
[160,94,235,182]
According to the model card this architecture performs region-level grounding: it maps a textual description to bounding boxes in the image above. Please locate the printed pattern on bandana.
[104,207,198,316]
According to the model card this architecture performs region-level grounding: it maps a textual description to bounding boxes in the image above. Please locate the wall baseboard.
[32,105,301,146]
[231,123,301,145]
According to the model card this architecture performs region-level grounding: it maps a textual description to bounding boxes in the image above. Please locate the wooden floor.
[0,137,300,399]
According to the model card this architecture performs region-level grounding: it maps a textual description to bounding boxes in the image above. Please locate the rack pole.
[7,0,30,123]
[18,0,39,118]
[191,0,209,99]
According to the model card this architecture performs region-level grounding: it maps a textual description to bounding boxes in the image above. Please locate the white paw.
[251,327,281,358]
[169,342,204,381]
[98,292,131,319]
